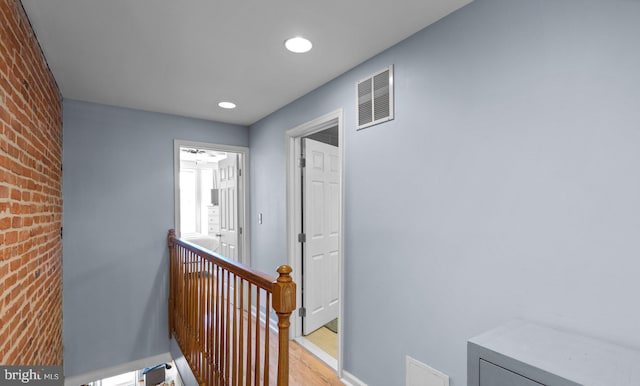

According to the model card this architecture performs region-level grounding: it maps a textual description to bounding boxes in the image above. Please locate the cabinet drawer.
[480,360,544,386]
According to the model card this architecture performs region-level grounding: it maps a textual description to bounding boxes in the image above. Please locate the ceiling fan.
[181,148,206,154]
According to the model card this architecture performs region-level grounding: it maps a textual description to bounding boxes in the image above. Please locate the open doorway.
[286,110,344,374]
[174,140,250,265]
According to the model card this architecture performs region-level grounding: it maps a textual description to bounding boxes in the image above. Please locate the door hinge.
[238,168,242,177]
[299,307,306,317]
[299,157,306,168]
[60,227,63,239]
[298,233,306,243]
[239,226,243,235]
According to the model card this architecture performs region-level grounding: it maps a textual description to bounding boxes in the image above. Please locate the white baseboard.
[64,352,172,386]
[341,370,368,386]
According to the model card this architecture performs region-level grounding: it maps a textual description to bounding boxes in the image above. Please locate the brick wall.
[0,0,63,365]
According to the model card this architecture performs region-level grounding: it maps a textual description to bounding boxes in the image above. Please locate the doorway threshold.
[295,336,338,371]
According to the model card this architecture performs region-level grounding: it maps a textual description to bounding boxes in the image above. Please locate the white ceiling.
[22,0,472,126]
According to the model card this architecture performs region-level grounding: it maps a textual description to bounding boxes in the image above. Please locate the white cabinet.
[207,205,220,236]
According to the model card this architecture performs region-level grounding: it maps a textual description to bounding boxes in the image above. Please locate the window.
[179,164,215,235]
[179,168,197,234]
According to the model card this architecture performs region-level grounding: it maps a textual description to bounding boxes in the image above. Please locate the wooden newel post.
[272,265,296,386]
[167,229,176,339]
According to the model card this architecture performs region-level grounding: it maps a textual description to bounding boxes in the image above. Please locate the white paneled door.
[302,138,340,334]
[219,153,239,261]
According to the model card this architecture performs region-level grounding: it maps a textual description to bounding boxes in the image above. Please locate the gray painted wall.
[62,99,248,377]
[248,0,640,384]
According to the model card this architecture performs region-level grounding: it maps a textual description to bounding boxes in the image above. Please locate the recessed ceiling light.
[218,101,236,109]
[284,37,312,53]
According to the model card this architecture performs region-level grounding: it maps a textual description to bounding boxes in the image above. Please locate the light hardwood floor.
[288,339,343,385]
[305,327,338,359]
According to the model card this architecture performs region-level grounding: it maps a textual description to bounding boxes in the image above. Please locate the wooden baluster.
[218,266,223,385]
[211,264,217,386]
[184,248,188,351]
[186,249,191,366]
[232,274,239,386]
[176,244,179,341]
[193,252,198,377]
[202,259,208,386]
[219,268,224,384]
[202,260,207,384]
[197,253,202,382]
[237,279,245,386]
[220,266,225,385]
[185,249,190,364]
[264,292,271,386]
[224,270,230,384]
[182,247,187,349]
[178,247,186,345]
[192,252,199,381]
[253,287,260,385]
[272,265,296,386]
[176,245,182,345]
[183,248,189,363]
[173,242,178,339]
[210,264,215,386]
[185,248,189,350]
[195,255,199,379]
[210,265,216,386]
[245,284,252,386]
[168,230,175,338]
[188,250,194,375]
[199,256,205,384]
[215,265,221,386]
[194,253,199,377]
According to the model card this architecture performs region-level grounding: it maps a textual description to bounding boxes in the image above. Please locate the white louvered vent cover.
[357,65,394,130]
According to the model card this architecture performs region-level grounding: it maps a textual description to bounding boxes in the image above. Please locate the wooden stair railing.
[167,229,296,386]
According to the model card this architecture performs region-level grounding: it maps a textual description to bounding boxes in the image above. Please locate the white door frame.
[285,109,345,375]
[174,140,251,266]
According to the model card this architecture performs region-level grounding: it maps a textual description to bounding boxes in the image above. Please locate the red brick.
[0,103,10,124]
[0,0,62,366]
[4,272,16,288]
[9,203,20,214]
[9,257,20,272]
[22,216,32,227]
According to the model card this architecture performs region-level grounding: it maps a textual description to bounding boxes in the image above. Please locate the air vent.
[406,356,449,386]
[357,65,394,130]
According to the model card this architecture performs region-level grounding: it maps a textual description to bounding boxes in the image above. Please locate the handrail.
[167,229,296,386]
[170,230,276,289]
